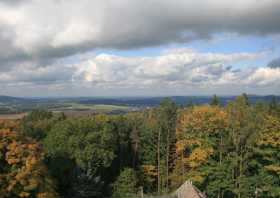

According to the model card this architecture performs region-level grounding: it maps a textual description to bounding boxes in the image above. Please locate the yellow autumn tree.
[172,105,228,188]
[257,115,280,176]
[0,119,21,132]
[0,121,58,198]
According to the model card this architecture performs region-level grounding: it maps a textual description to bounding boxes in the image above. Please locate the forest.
[0,94,280,198]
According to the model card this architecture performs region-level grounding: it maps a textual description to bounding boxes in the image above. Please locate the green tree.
[43,115,115,197]
[210,94,220,106]
[241,93,250,106]
[269,95,279,117]
[225,95,264,198]
[158,98,177,192]
[112,168,138,198]
[139,110,158,193]
[21,109,65,140]
[251,115,280,197]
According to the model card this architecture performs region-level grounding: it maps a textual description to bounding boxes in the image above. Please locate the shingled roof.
[144,180,206,198]
[173,180,206,198]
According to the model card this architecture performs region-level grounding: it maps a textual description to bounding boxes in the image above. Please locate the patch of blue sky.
[62,33,280,70]
[187,33,279,69]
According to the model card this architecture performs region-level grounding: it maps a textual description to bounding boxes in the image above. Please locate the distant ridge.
[0,95,25,103]
[78,95,280,106]
[0,95,279,106]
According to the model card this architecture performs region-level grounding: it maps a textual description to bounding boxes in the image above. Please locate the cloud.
[268,57,280,68]
[244,67,280,86]
[0,0,280,66]
[75,49,278,88]
[2,48,279,96]
[0,60,75,85]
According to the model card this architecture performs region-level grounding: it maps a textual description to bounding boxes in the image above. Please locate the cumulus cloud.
[2,48,279,96]
[74,49,279,89]
[0,0,280,65]
[244,67,280,86]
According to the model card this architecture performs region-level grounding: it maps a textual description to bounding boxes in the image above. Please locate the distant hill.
[1,95,279,110]
[78,95,280,106]
[0,95,26,103]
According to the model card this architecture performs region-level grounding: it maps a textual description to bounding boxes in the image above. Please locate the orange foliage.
[257,115,280,177]
[188,147,214,168]
[0,121,58,198]
[265,165,280,176]
[142,165,157,177]
[172,105,228,187]
[0,119,21,131]
[176,105,227,137]
[142,164,157,186]
[257,115,280,148]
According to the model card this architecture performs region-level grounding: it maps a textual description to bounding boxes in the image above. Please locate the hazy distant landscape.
[1,95,279,116]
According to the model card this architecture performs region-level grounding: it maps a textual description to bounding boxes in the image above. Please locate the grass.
[87,104,132,110]
[0,103,138,118]
[52,103,135,112]
[0,113,27,120]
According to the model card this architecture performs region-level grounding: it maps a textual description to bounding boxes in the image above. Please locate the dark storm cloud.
[0,0,24,5]
[0,0,280,67]
[268,57,280,68]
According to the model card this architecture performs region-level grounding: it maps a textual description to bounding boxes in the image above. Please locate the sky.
[0,0,280,97]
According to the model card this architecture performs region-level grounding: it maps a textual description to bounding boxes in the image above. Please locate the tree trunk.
[219,135,223,165]
[181,152,185,184]
[166,128,170,192]
[133,141,138,169]
[157,127,161,195]
[219,135,223,198]
[140,186,144,198]
[238,148,243,198]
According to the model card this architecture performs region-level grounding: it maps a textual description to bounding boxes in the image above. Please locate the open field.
[52,104,138,116]
[52,103,134,111]
[0,103,138,119]
[0,113,27,120]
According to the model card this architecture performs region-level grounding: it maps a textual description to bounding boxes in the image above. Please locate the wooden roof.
[173,180,206,198]
[144,180,206,198]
